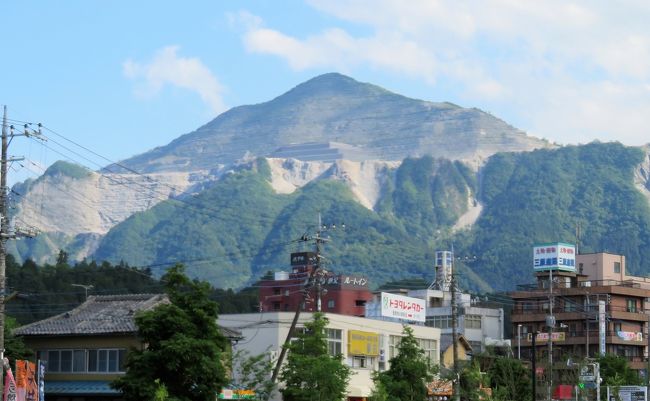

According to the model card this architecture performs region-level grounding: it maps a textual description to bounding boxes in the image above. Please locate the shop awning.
[45,380,120,395]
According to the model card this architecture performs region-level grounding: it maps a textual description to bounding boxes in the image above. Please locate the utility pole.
[0,106,8,396]
[532,332,537,401]
[270,216,341,385]
[547,268,555,401]
[451,260,460,401]
[0,107,40,395]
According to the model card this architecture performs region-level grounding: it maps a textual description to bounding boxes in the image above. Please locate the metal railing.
[516,279,643,291]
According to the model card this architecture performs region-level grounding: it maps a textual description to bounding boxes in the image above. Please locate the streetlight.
[517,324,522,359]
[71,284,94,300]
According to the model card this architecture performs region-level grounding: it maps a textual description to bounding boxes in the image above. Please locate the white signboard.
[380,292,425,322]
[607,386,647,401]
[533,243,576,272]
[599,300,606,355]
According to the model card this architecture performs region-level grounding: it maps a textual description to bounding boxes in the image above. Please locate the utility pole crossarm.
[0,107,41,396]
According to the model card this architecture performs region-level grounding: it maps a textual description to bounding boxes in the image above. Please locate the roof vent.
[64,312,71,318]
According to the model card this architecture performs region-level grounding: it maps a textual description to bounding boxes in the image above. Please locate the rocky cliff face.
[635,145,650,202]
[14,168,206,236]
[112,73,552,173]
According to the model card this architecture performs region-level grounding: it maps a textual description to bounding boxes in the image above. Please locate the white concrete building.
[366,289,506,353]
[218,312,441,401]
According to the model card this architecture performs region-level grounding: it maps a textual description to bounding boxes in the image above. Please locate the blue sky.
[2,1,650,183]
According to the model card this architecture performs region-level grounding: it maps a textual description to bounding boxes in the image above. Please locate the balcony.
[516,279,644,292]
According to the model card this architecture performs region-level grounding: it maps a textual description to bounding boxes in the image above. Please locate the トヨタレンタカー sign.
[380,292,425,322]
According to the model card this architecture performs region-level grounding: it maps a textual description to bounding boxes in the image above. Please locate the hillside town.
[4,2,650,401]
[5,239,649,401]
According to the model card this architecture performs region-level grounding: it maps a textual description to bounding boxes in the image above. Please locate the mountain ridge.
[110,72,551,173]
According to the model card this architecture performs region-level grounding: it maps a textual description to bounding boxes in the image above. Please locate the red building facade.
[258,252,373,316]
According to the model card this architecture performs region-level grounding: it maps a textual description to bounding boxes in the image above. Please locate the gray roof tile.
[13,293,242,340]
[14,294,167,336]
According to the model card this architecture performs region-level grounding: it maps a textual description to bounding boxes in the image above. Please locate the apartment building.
[511,249,650,372]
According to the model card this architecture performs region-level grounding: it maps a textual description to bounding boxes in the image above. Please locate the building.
[218,311,441,401]
[511,248,650,373]
[258,252,373,316]
[14,294,241,401]
[365,251,506,354]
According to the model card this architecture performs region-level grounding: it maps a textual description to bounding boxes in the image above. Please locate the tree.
[280,313,351,401]
[372,326,437,401]
[112,264,228,401]
[4,317,33,361]
[481,353,531,401]
[598,354,642,387]
[232,349,277,401]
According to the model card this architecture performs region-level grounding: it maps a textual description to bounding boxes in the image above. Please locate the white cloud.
[236,1,650,146]
[123,46,226,114]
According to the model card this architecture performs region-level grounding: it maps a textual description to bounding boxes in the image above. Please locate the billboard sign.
[607,386,647,401]
[527,332,565,342]
[380,292,425,322]
[348,330,379,356]
[617,331,643,342]
[533,243,576,272]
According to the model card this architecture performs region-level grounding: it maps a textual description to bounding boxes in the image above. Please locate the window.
[564,300,578,312]
[416,338,438,365]
[273,287,281,295]
[469,341,482,353]
[60,350,73,372]
[327,300,335,309]
[614,262,621,273]
[350,356,375,369]
[355,300,366,307]
[627,299,637,313]
[326,328,342,356]
[272,302,281,311]
[73,350,86,372]
[426,315,452,329]
[614,322,622,332]
[465,315,482,329]
[388,335,401,359]
[40,349,126,373]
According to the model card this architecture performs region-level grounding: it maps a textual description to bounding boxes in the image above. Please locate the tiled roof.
[13,294,168,336]
[13,293,242,340]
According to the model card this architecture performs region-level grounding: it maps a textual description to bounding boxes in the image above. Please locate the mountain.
[89,143,650,291]
[110,73,550,173]
[10,73,650,292]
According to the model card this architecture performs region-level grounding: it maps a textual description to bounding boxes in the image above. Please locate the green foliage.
[113,265,228,401]
[372,326,436,401]
[5,253,162,324]
[597,354,642,387]
[42,160,90,179]
[52,142,650,292]
[280,313,351,401]
[376,156,473,237]
[232,349,277,401]
[475,351,531,401]
[95,170,292,288]
[458,361,489,401]
[4,316,34,361]
[469,142,650,290]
